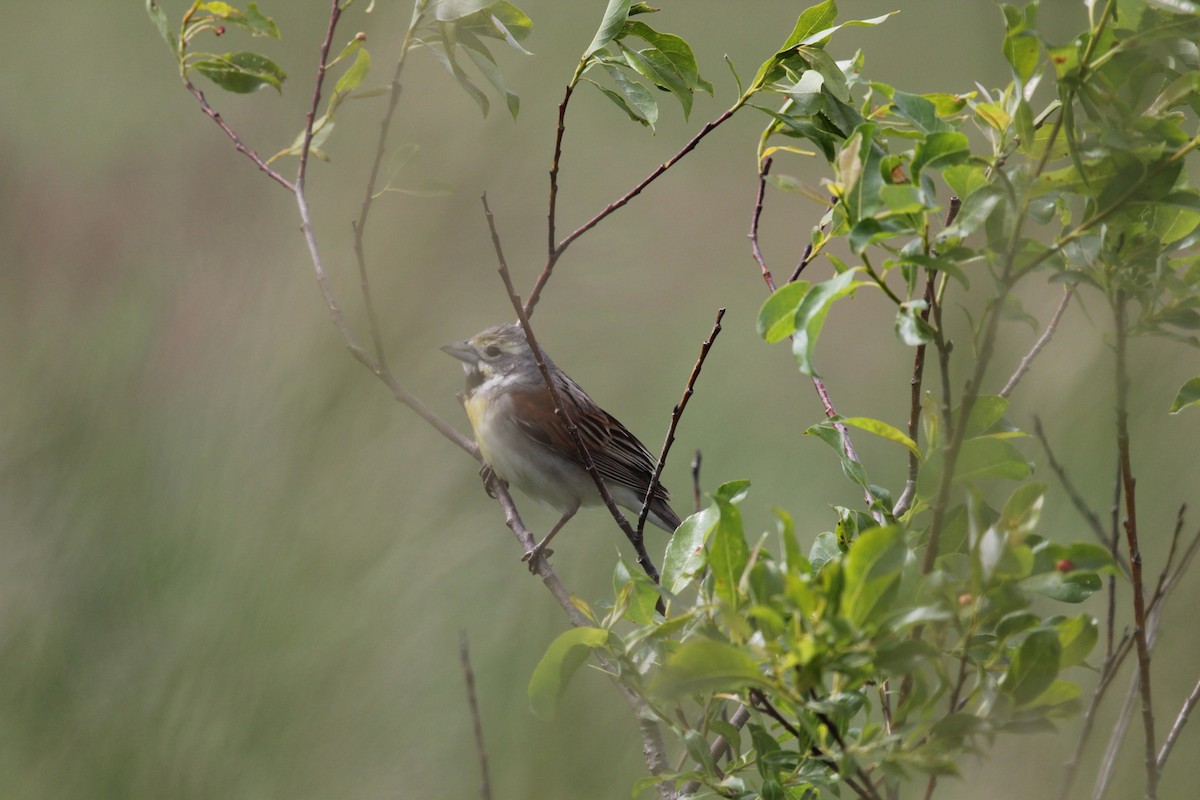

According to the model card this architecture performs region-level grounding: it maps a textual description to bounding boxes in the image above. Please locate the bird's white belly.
[465,392,594,514]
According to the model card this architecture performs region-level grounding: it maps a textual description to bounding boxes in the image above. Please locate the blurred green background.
[3,1,1199,798]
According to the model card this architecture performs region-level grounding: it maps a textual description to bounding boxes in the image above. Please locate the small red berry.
[1056,558,1073,573]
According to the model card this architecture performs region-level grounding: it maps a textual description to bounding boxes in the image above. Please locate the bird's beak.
[440,340,479,364]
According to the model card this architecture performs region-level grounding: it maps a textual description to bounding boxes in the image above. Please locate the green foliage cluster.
[147,0,1200,798]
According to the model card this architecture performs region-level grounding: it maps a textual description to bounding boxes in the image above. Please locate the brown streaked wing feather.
[509,376,671,504]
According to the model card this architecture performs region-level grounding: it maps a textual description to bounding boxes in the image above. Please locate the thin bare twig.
[352,23,423,371]
[1034,418,1130,575]
[750,158,775,290]
[893,269,935,519]
[691,449,703,513]
[1114,290,1158,800]
[481,194,662,586]
[183,78,295,191]
[1157,673,1200,773]
[638,308,726,537]
[459,631,493,800]
[999,284,1074,398]
[526,102,745,310]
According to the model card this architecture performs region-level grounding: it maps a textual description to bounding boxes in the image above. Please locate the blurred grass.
[1,1,1198,798]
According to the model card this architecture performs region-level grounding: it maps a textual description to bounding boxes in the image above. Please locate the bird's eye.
[484,345,502,358]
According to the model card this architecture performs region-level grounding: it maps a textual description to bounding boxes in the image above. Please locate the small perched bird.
[442,323,681,559]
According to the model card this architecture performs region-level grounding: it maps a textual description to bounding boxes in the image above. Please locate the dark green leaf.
[587,78,652,127]
[912,132,971,178]
[585,0,632,57]
[892,90,954,134]
[1000,629,1061,706]
[528,627,610,720]
[192,51,287,94]
[602,64,657,126]
[1021,571,1103,602]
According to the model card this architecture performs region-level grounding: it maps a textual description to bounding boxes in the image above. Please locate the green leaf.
[896,303,936,346]
[955,437,1031,482]
[1000,629,1061,706]
[584,0,632,57]
[528,627,610,720]
[663,505,716,593]
[146,0,178,51]
[589,80,652,126]
[621,19,709,114]
[613,557,660,624]
[842,525,906,627]
[792,269,870,375]
[912,131,971,178]
[840,416,921,459]
[1169,376,1200,413]
[809,530,841,571]
[965,395,1009,437]
[1021,570,1103,602]
[426,36,490,115]
[241,2,281,39]
[1145,0,1200,14]
[1056,615,1098,668]
[334,47,371,96]
[936,184,1004,243]
[462,39,521,119]
[192,51,287,94]
[601,63,658,127]
[757,281,812,342]
[651,639,764,699]
[1002,25,1039,84]
[710,496,750,606]
[891,90,954,134]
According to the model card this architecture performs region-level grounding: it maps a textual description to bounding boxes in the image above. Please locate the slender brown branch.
[555,105,742,254]
[1034,418,1130,575]
[750,158,776,291]
[481,194,662,587]
[999,284,1074,399]
[1114,290,1158,800]
[459,631,493,800]
[352,23,422,371]
[893,270,935,518]
[524,83,578,317]
[691,449,703,513]
[182,78,295,191]
[296,1,342,191]
[638,308,726,537]
[1157,673,1200,773]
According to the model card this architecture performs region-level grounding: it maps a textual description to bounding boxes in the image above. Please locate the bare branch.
[459,631,493,800]
[999,284,1074,399]
[524,103,745,311]
[893,269,935,518]
[750,157,776,291]
[182,78,295,191]
[638,308,726,537]
[1114,290,1159,800]
[1157,673,1200,774]
[691,449,703,514]
[481,194,662,588]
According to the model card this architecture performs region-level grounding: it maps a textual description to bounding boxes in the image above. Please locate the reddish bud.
[958,592,973,606]
[216,25,226,36]
[1056,558,1074,573]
